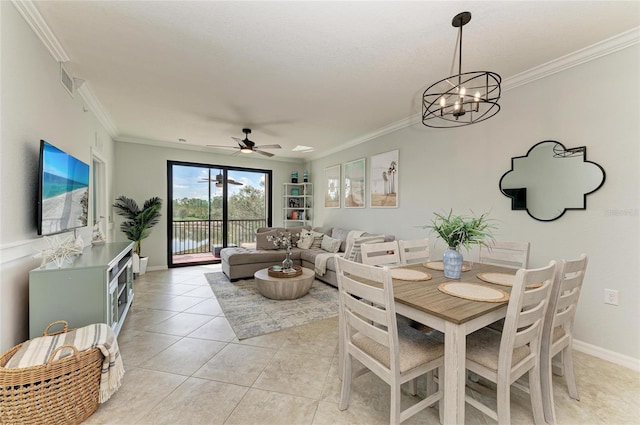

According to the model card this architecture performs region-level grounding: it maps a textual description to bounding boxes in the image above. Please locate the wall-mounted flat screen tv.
[37,140,90,235]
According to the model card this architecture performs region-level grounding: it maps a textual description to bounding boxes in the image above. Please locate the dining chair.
[335,256,444,424]
[398,238,430,265]
[465,260,557,425]
[479,240,530,269]
[360,240,402,268]
[479,240,531,334]
[540,254,588,424]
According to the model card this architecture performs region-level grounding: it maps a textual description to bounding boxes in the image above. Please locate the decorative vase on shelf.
[282,247,294,271]
[443,247,463,279]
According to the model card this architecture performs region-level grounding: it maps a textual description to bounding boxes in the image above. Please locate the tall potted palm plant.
[113,196,162,275]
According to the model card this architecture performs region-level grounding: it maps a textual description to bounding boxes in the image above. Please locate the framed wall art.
[324,164,341,208]
[370,150,398,208]
[344,158,365,208]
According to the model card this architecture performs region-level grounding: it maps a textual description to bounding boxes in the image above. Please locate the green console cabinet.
[29,242,135,338]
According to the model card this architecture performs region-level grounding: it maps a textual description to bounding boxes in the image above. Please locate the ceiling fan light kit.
[422,11,502,128]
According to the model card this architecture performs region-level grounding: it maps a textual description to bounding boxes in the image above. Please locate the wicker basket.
[0,321,104,425]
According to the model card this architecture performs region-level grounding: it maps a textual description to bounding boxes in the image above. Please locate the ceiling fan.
[198,172,243,187]
[207,128,281,157]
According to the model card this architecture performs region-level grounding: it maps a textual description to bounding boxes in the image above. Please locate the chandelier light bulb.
[459,87,466,98]
[474,91,481,102]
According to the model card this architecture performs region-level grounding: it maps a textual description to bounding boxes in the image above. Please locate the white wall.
[311,45,640,365]
[0,3,117,351]
[112,141,306,269]
[2,0,638,367]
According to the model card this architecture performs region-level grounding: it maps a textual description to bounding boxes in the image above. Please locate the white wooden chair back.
[360,240,401,267]
[465,260,557,424]
[544,255,587,350]
[335,256,444,424]
[398,238,430,265]
[501,261,556,372]
[337,257,399,372]
[479,240,530,269]
[541,254,588,424]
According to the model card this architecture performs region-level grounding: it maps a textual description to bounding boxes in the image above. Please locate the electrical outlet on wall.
[604,289,619,305]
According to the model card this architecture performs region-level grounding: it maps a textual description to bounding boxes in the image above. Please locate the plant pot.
[132,252,140,274]
[443,247,463,279]
[138,257,149,275]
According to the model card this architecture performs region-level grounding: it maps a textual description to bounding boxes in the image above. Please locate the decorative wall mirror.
[499,140,605,221]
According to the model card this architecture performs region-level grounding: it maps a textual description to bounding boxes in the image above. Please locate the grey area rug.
[205,271,339,340]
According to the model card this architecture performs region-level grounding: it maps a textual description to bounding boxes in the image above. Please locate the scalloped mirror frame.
[499,140,606,221]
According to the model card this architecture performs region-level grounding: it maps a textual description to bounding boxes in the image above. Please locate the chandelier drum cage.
[422,11,502,128]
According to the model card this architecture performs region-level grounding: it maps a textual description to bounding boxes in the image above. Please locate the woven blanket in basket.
[6,323,125,403]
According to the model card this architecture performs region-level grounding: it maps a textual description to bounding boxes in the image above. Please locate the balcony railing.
[172,218,267,255]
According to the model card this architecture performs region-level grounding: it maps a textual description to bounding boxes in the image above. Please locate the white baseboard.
[573,338,640,372]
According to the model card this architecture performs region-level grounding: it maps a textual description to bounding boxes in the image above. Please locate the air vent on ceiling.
[60,63,74,97]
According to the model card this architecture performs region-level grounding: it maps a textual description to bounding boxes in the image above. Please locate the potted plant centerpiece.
[113,196,162,275]
[423,210,494,279]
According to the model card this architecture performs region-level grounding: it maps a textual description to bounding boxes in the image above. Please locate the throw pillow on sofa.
[321,235,342,253]
[310,231,325,249]
[297,231,314,249]
[331,227,350,252]
[344,235,386,262]
[284,225,310,245]
[256,229,283,250]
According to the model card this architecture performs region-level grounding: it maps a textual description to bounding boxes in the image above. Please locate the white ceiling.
[32,1,639,160]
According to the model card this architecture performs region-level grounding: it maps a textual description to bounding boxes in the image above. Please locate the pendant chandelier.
[422,12,501,128]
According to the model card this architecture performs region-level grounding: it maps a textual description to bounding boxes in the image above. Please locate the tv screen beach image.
[40,142,89,235]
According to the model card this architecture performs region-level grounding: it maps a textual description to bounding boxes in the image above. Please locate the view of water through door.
[168,162,272,267]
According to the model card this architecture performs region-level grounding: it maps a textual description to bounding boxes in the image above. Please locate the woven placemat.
[438,282,509,302]
[423,261,471,272]
[477,272,542,288]
[391,268,432,281]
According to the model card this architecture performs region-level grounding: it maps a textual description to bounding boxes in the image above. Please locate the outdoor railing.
[172,218,267,255]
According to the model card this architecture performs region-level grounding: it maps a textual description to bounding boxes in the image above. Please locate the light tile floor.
[86,265,640,424]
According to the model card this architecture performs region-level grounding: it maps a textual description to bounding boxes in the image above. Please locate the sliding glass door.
[168,161,272,267]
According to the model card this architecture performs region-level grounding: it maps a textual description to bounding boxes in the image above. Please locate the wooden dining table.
[388,262,517,425]
[339,261,519,424]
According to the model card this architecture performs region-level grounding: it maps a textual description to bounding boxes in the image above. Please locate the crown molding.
[503,27,640,91]
[76,83,118,138]
[13,1,119,138]
[310,114,421,160]
[14,1,638,156]
[317,27,640,158]
[11,0,69,62]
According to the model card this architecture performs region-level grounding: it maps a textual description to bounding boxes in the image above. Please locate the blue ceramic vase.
[443,247,463,279]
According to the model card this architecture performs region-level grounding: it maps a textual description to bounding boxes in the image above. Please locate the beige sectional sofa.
[220,226,394,287]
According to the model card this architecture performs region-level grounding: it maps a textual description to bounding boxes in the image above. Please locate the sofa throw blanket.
[6,323,125,403]
[343,230,366,261]
[315,252,342,276]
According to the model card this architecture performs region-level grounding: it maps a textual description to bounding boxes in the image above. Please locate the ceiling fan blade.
[206,144,239,150]
[254,149,275,157]
[254,144,281,150]
[232,136,248,148]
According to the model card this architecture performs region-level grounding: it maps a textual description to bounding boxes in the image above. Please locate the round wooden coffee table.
[254,267,315,300]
